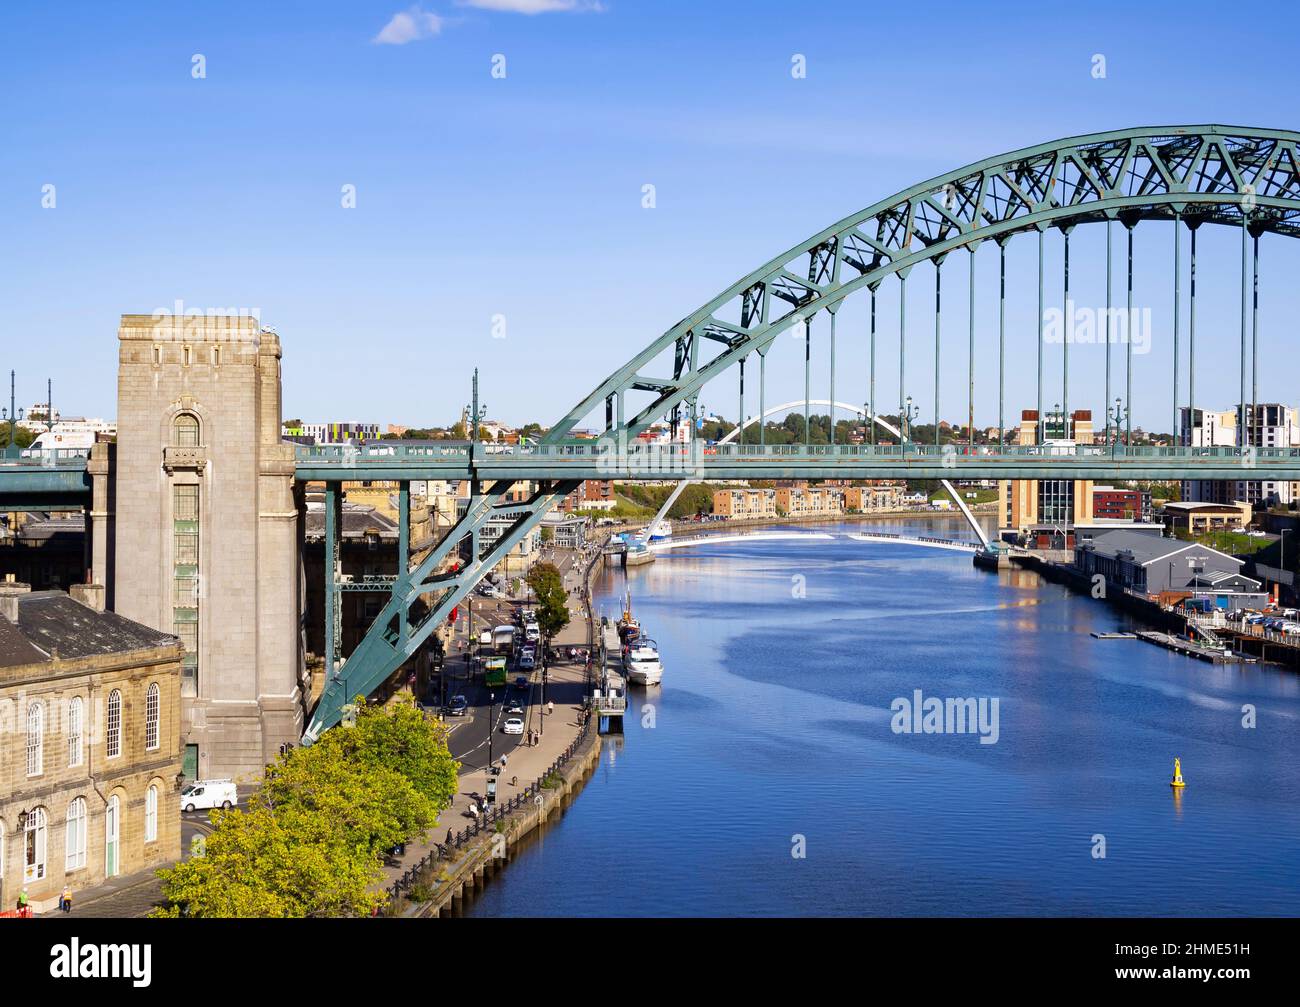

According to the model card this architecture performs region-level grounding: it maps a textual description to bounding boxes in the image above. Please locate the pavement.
[381,544,603,890]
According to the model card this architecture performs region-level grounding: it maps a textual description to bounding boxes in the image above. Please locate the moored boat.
[623,636,663,685]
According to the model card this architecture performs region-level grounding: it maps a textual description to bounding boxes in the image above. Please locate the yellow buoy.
[1170,757,1186,788]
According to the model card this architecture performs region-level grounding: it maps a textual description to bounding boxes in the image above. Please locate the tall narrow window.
[67,696,83,767]
[174,483,199,521]
[173,413,200,447]
[26,701,43,776]
[105,796,120,878]
[24,807,46,882]
[145,683,160,751]
[145,786,159,843]
[106,689,122,758]
[65,797,86,871]
[173,482,200,698]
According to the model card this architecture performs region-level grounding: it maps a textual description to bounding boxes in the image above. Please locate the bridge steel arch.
[544,125,1300,442]
[306,125,1300,741]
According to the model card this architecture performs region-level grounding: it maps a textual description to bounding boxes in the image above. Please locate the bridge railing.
[293,440,1300,466]
[1,447,93,466]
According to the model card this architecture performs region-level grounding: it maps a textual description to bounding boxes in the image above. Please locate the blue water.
[467,520,1300,916]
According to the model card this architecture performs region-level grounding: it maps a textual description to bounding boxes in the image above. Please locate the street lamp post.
[466,368,487,443]
[2,370,23,454]
[1108,399,1127,460]
[902,395,919,453]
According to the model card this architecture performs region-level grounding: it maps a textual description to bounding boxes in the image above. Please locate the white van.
[180,779,238,812]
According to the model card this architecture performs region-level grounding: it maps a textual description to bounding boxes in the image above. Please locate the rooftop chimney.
[0,578,31,623]
[70,583,106,613]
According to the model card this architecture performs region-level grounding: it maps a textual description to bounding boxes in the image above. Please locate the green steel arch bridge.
[5,125,1300,741]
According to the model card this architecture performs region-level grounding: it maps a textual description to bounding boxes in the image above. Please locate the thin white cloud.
[373,6,445,44]
[459,0,604,13]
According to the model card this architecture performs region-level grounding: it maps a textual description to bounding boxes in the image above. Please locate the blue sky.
[2,0,1298,433]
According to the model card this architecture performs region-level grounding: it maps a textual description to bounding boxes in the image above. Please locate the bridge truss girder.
[304,477,578,742]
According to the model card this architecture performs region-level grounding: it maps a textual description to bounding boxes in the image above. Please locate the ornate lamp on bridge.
[902,395,920,451]
[1108,398,1128,459]
[2,370,23,456]
[466,368,488,443]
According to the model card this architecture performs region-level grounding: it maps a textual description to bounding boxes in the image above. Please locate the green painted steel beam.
[303,478,577,742]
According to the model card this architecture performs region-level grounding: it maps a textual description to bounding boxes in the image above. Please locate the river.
[466,517,1300,917]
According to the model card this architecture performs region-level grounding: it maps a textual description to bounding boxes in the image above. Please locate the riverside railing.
[385,709,595,906]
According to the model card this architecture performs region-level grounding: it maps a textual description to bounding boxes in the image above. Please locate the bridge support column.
[398,481,409,646]
[869,284,877,445]
[324,481,341,679]
[85,440,114,601]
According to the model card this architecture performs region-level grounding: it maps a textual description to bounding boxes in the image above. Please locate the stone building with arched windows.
[0,580,182,913]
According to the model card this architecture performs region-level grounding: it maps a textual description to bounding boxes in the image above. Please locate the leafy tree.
[0,425,36,449]
[258,737,435,856]
[334,696,459,809]
[152,804,384,918]
[154,700,456,918]
[525,561,570,647]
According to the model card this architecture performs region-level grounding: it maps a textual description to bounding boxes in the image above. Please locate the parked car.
[502,717,524,735]
[447,695,469,716]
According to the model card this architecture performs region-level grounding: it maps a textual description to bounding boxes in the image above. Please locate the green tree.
[525,561,570,646]
[335,696,459,809]
[154,700,456,918]
[152,804,384,918]
[0,425,36,450]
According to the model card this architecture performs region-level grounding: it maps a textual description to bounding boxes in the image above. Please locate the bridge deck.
[5,442,1299,506]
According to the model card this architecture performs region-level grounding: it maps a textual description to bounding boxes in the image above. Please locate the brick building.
[562,480,615,512]
[712,488,777,519]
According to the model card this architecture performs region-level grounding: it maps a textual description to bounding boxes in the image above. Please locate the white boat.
[624,637,664,685]
[647,520,672,543]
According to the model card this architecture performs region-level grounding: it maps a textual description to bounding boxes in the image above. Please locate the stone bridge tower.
[114,314,304,780]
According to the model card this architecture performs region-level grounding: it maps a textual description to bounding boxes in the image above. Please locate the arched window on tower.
[174,413,200,447]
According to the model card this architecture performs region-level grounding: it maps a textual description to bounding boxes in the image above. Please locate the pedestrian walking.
[17,889,29,913]
[60,885,73,913]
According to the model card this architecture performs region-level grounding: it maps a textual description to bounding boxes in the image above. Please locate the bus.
[483,656,508,688]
